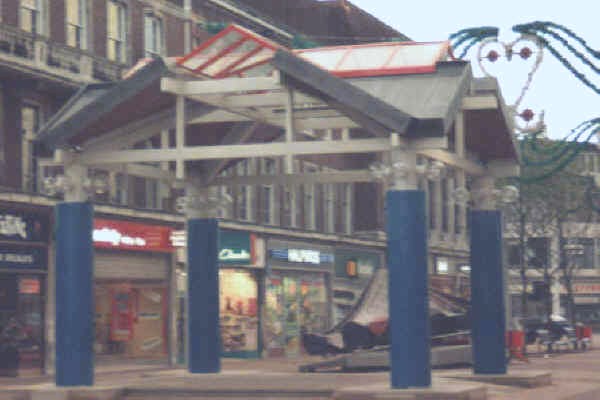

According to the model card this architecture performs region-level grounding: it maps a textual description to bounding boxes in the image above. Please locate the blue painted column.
[386,189,430,388]
[187,217,221,373]
[469,208,507,374]
[55,201,94,386]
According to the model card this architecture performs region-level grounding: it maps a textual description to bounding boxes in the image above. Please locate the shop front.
[92,218,174,360]
[264,240,333,358]
[0,209,49,376]
[332,249,382,326]
[174,229,264,359]
[568,282,600,328]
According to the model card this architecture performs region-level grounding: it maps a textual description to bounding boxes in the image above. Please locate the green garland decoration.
[520,119,600,167]
[448,26,499,59]
[512,21,600,95]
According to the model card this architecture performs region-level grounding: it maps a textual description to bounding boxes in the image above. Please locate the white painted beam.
[83,104,212,152]
[462,95,498,110]
[202,91,323,109]
[81,138,393,165]
[188,109,251,124]
[161,76,281,96]
[419,148,486,176]
[209,170,374,186]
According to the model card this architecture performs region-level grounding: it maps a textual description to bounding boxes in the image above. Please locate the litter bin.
[0,342,19,377]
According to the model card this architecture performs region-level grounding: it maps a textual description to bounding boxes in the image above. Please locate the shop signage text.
[0,246,46,270]
[219,248,250,261]
[93,219,173,252]
[573,284,600,294]
[334,250,380,279]
[0,212,47,242]
[269,249,334,264]
[172,230,258,266]
[0,215,27,239]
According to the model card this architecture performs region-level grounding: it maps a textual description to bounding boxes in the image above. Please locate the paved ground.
[1,344,599,399]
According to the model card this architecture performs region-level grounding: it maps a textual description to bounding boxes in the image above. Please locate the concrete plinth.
[28,386,122,400]
[442,370,552,388]
[333,381,487,400]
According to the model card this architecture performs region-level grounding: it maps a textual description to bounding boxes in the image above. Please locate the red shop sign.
[93,219,173,252]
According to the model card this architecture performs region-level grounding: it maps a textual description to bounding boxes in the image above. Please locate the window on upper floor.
[20,0,46,35]
[21,103,41,193]
[66,0,87,49]
[572,238,595,269]
[259,158,276,225]
[144,12,164,58]
[303,165,318,230]
[107,0,127,63]
[236,159,253,222]
[339,183,352,235]
[324,183,335,234]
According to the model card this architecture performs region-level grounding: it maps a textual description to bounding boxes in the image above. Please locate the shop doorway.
[94,283,168,360]
[263,271,328,357]
[0,274,44,376]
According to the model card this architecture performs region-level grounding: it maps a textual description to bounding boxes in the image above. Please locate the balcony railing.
[0,24,127,83]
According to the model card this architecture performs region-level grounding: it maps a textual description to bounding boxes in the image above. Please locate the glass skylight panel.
[203,40,259,76]
[299,48,347,70]
[337,45,395,71]
[387,43,445,69]
[228,48,274,74]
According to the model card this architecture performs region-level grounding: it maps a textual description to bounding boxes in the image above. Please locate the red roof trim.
[193,37,248,73]
[216,44,264,79]
[331,65,437,78]
[177,24,281,77]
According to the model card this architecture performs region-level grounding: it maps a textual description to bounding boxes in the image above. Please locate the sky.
[349,0,599,141]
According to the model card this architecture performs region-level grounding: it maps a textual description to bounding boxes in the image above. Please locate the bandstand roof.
[36,24,519,181]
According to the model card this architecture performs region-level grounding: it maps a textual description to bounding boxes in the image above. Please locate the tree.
[502,139,595,324]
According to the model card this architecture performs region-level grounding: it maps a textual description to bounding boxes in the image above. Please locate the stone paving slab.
[333,378,486,400]
[440,370,552,388]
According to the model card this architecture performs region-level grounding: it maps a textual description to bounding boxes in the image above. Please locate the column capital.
[471,176,497,210]
[178,186,224,219]
[471,176,519,210]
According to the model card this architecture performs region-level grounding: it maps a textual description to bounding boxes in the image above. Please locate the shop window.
[144,11,164,58]
[107,0,127,63]
[219,269,258,356]
[20,0,46,35]
[66,0,87,49]
[21,103,41,193]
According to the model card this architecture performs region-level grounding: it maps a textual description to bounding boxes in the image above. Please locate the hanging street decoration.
[449,22,599,211]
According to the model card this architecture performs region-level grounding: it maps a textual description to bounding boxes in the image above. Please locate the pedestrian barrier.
[506,330,529,362]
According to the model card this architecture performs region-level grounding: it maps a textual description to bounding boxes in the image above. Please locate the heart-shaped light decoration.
[476,34,545,134]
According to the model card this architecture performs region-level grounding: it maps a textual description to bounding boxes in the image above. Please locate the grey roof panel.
[347,62,472,135]
[272,49,418,137]
[36,58,168,149]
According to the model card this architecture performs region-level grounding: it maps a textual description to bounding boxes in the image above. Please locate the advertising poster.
[110,289,133,342]
[219,269,258,357]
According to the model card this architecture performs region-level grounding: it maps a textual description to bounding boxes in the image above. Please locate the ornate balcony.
[0,24,126,84]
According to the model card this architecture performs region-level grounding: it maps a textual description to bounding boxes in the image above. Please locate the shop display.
[219,269,258,357]
[264,271,327,357]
